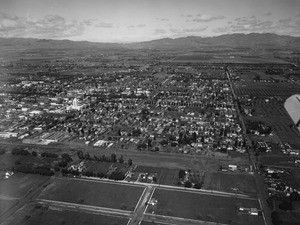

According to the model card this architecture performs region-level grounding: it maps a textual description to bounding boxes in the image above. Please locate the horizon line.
[0,32,299,44]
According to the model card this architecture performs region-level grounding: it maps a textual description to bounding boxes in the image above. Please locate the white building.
[67,97,85,111]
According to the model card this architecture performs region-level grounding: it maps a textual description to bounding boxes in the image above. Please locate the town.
[0,34,300,225]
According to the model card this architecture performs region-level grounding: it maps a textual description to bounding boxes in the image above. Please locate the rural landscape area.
[1,1,300,225]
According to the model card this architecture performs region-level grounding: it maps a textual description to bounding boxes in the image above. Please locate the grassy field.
[0,173,48,198]
[5,204,129,225]
[0,199,18,216]
[149,188,263,225]
[203,172,257,194]
[39,178,144,210]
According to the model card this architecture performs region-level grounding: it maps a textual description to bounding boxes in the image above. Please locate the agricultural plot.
[149,188,263,225]
[135,166,179,185]
[251,103,300,146]
[203,172,257,194]
[0,199,17,216]
[235,85,299,98]
[0,173,48,198]
[259,155,297,168]
[39,178,144,210]
[5,205,129,225]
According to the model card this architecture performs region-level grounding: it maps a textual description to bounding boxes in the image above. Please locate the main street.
[226,68,271,225]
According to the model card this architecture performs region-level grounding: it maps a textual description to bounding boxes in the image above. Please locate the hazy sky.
[0,0,300,42]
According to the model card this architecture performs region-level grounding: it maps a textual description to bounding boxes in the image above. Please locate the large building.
[284,94,300,132]
[67,97,85,111]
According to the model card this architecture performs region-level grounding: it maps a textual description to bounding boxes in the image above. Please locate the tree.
[31,151,37,157]
[178,169,186,179]
[128,158,133,166]
[111,153,117,162]
[61,153,72,163]
[132,128,141,137]
[160,139,168,146]
[58,161,68,168]
[84,152,91,160]
[77,150,84,159]
[184,180,192,188]
[279,199,293,211]
[194,182,203,189]
[118,155,124,163]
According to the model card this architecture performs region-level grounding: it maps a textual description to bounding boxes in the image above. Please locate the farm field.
[203,172,257,194]
[0,199,17,216]
[39,178,145,210]
[0,173,48,198]
[259,155,298,168]
[3,204,129,225]
[149,188,263,225]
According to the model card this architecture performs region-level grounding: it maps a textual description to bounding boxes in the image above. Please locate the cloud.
[170,26,207,34]
[278,18,292,23]
[213,16,300,36]
[127,24,146,28]
[191,14,226,22]
[95,21,114,28]
[213,27,228,33]
[153,29,167,35]
[80,19,97,26]
[0,12,83,39]
[136,24,146,28]
[181,14,193,18]
[264,12,272,16]
[296,13,300,17]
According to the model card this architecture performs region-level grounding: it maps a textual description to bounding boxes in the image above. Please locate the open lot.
[149,188,263,225]
[0,173,48,198]
[39,178,145,211]
[203,172,257,194]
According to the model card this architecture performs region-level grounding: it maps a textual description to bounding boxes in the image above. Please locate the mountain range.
[0,33,300,50]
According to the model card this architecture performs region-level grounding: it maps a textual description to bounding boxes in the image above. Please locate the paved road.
[129,185,155,225]
[226,69,271,225]
[71,175,255,200]
[37,199,132,218]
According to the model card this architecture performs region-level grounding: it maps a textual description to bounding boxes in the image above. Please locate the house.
[228,164,237,171]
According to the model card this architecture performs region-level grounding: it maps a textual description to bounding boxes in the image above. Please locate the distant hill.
[0,37,123,50]
[0,33,300,50]
[127,33,300,50]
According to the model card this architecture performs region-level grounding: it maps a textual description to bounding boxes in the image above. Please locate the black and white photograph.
[0,0,300,225]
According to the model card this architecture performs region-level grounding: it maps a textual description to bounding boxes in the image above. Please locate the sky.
[0,0,300,43]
